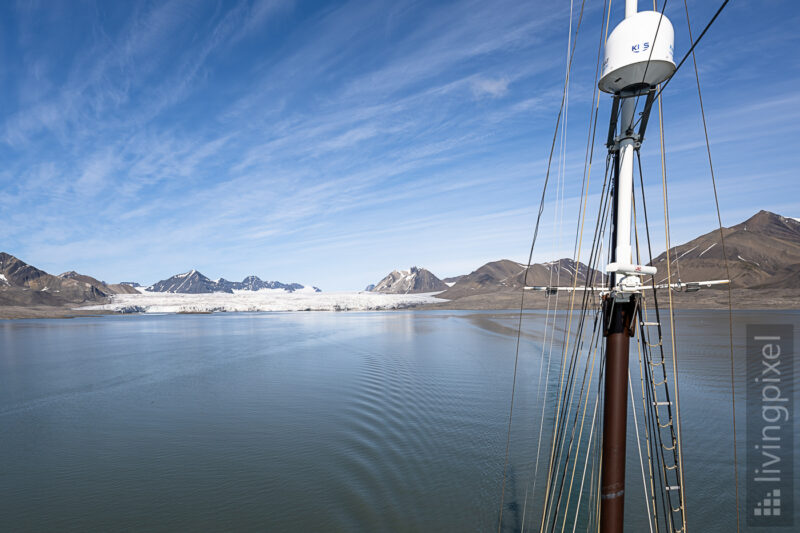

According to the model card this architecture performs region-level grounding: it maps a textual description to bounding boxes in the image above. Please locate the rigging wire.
[629,370,655,533]
[557,317,604,533]
[628,0,670,124]
[503,0,734,530]
[661,0,730,96]
[537,2,613,524]
[540,159,614,532]
[537,123,606,533]
[634,0,732,129]
[681,0,741,529]
[496,1,587,530]
[537,8,615,523]
[631,196,663,533]
[520,0,579,522]
[654,74,689,533]
[570,373,601,533]
[634,152,680,533]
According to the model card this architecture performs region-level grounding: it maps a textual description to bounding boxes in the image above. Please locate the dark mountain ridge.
[434,211,798,300]
[0,253,111,306]
[649,210,800,289]
[59,271,139,295]
[436,258,602,299]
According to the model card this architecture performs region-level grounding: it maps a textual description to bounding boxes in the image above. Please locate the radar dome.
[599,11,675,94]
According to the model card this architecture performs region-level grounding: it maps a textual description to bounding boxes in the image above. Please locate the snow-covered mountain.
[370,266,447,294]
[216,275,310,292]
[147,270,319,294]
[148,270,226,293]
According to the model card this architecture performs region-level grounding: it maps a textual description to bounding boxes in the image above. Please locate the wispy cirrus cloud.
[472,77,511,98]
[0,0,797,289]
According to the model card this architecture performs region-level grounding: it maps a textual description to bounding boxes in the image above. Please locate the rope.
[570,372,602,533]
[497,2,587,530]
[632,195,662,533]
[635,46,680,526]
[681,0,740,529]
[559,326,604,533]
[521,270,558,533]
[632,60,682,533]
[508,0,734,528]
[638,0,732,127]
[656,75,688,533]
[539,162,613,532]
[629,0,670,123]
[630,370,656,533]
[533,2,612,527]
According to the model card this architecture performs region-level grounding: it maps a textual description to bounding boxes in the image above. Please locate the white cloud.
[471,77,510,98]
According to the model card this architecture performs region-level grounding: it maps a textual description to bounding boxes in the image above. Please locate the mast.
[597,2,675,531]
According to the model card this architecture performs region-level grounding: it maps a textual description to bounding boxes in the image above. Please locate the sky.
[1,0,798,290]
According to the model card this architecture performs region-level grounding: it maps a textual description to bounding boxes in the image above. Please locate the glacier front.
[79,289,442,314]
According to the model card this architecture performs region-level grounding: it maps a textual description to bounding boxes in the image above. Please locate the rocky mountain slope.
[217,275,312,292]
[370,267,448,294]
[435,258,600,299]
[59,271,139,295]
[149,270,230,293]
[649,211,800,288]
[431,210,798,303]
[0,253,109,306]
[439,259,525,298]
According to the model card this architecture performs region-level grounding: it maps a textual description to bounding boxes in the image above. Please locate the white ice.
[78,290,443,314]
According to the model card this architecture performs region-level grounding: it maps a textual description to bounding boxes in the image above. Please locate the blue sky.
[1,0,798,290]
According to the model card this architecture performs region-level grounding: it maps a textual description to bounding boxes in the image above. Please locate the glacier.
[79,289,442,314]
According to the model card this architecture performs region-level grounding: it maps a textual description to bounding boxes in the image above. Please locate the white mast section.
[615,98,636,269]
[616,0,636,273]
[528,0,730,298]
[599,3,675,290]
[626,0,638,19]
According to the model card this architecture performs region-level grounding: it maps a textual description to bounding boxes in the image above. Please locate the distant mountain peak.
[148,270,226,294]
[648,209,800,289]
[435,257,601,300]
[739,210,800,231]
[0,252,115,305]
[148,271,312,294]
[371,266,447,294]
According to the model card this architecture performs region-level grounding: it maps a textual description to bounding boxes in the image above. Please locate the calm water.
[0,310,797,531]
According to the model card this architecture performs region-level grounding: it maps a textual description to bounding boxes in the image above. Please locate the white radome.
[599,11,676,94]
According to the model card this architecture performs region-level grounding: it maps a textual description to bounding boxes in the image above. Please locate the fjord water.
[1,310,797,531]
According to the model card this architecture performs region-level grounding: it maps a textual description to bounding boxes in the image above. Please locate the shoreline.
[1,288,798,319]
